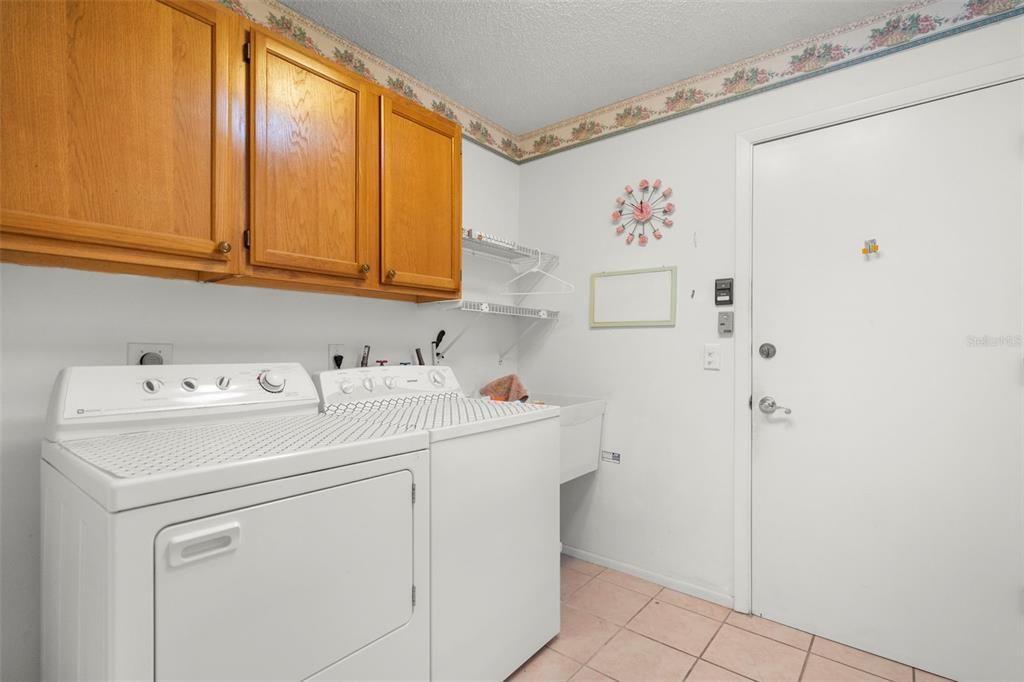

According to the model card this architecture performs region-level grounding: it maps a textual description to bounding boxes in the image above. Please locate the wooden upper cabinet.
[380,95,462,292]
[249,30,372,279]
[0,0,233,263]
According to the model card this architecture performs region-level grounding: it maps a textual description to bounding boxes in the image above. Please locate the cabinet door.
[250,30,372,278]
[380,96,462,291]
[0,0,233,262]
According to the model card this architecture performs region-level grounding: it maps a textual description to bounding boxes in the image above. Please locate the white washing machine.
[315,366,561,682]
[41,363,430,682]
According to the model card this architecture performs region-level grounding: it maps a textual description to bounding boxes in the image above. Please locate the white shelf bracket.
[497,320,542,365]
[438,311,484,357]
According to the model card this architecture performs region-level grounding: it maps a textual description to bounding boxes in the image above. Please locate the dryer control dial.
[258,370,286,393]
[362,377,376,391]
[384,376,398,390]
[340,380,355,394]
[428,370,446,387]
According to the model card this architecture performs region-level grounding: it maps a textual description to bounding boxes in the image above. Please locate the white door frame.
[731,57,1024,614]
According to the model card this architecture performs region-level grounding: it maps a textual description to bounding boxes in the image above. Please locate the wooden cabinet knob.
[386,269,397,279]
[216,241,232,254]
[360,263,370,273]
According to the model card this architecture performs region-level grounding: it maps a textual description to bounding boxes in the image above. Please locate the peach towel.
[479,374,529,402]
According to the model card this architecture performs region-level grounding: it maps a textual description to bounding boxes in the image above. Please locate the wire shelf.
[439,299,560,320]
[462,229,558,267]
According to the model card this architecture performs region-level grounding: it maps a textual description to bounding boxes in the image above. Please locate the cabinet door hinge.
[243,43,252,62]
[411,483,416,504]
[243,229,251,249]
[412,585,417,606]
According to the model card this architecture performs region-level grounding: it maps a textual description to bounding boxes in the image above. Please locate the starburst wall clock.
[611,179,675,246]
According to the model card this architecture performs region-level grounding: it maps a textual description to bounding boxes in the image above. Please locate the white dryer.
[316,366,561,682]
[42,363,430,682]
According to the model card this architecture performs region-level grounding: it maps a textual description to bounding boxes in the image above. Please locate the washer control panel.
[315,366,462,404]
[59,363,317,420]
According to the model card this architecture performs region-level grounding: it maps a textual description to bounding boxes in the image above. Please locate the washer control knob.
[428,370,445,387]
[142,378,163,394]
[215,376,231,390]
[340,380,355,394]
[362,377,376,391]
[384,376,398,389]
[181,378,199,392]
[258,370,286,393]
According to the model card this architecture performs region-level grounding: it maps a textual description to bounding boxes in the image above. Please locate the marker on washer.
[360,345,371,367]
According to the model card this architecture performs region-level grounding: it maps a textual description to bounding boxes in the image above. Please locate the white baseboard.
[560,544,737,611]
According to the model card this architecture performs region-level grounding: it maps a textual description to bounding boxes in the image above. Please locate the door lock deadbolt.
[759,343,777,359]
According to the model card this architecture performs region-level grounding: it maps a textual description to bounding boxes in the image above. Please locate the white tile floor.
[508,556,955,682]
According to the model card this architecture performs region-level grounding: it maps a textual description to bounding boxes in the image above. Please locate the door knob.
[386,269,397,279]
[758,396,792,415]
[360,263,370,273]
[216,241,232,254]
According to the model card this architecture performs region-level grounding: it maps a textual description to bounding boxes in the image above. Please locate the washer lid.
[44,414,428,512]
[325,394,559,441]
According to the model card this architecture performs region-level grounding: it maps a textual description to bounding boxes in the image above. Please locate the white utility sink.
[531,394,606,483]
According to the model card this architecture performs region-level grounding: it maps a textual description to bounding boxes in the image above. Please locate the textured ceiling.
[280,0,912,135]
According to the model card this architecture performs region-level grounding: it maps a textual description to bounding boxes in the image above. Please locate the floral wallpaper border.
[221,0,1023,163]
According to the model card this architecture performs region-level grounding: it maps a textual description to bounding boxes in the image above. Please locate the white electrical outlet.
[127,342,173,366]
[328,344,345,370]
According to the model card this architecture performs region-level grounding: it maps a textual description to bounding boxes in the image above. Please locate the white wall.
[517,18,1024,605]
[4,18,1022,680]
[0,142,521,681]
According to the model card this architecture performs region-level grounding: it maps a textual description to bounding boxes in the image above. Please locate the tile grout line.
[583,625,626,682]
[695,610,730,660]
[620,595,721,663]
[688,613,756,682]
[569,618,624,669]
[554,586,638,680]
[797,636,815,682]
[680,655,699,682]
[811,643,910,682]
[560,566,596,600]
[724,612,815,651]
[566,599,628,682]
[697,623,808,682]
[692,622,765,679]
[591,568,663,600]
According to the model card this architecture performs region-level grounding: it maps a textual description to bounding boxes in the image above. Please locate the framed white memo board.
[589,266,677,328]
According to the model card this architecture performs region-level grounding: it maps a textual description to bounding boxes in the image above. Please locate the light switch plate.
[127,342,173,366]
[703,343,721,371]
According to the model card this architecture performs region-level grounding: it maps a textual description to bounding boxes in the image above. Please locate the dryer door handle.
[167,522,240,567]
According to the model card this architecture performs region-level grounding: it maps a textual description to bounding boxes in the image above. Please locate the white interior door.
[751,81,1023,681]
[155,470,414,681]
